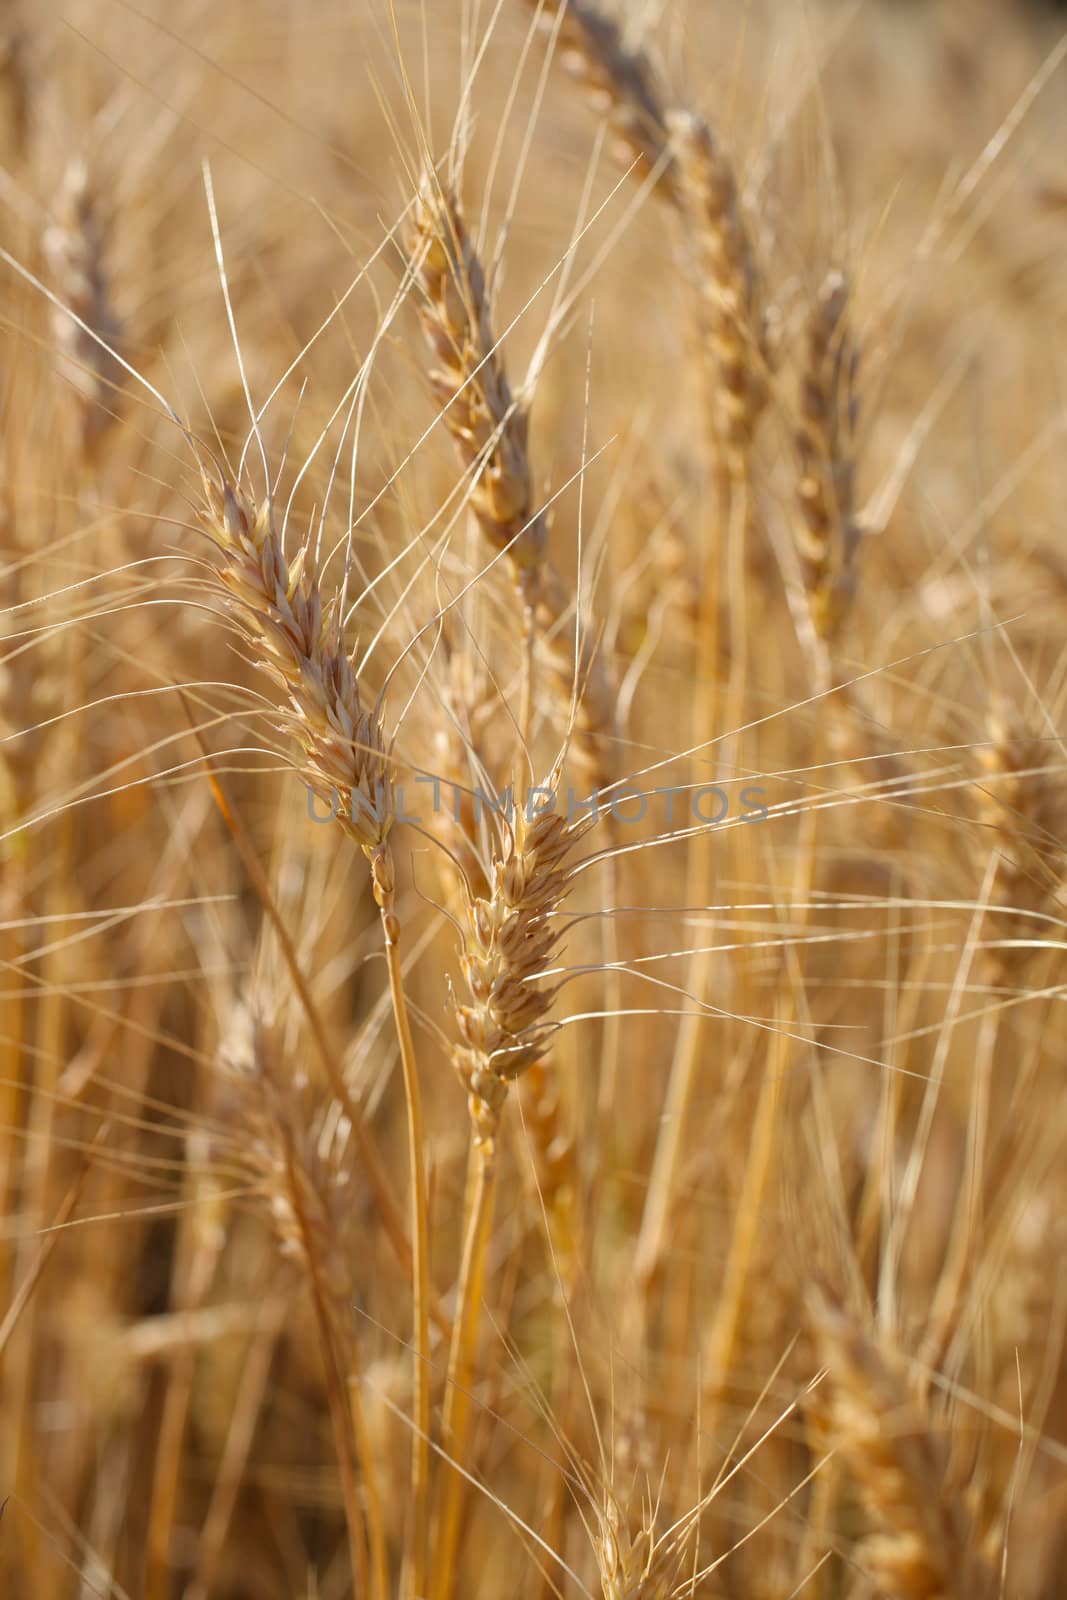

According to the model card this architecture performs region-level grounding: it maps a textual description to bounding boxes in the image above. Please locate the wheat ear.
[521,0,678,202]
[410,180,618,778]
[669,109,771,481]
[811,1289,997,1600]
[922,693,1062,1374]
[409,180,548,751]
[591,1483,692,1600]
[409,184,547,597]
[196,475,432,1597]
[222,1000,388,1600]
[43,158,124,458]
[794,269,863,646]
[431,782,587,1600]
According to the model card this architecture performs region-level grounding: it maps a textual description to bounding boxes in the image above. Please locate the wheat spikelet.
[590,1484,691,1600]
[453,783,587,1142]
[409,181,618,783]
[811,1289,997,1600]
[408,183,547,604]
[794,269,863,642]
[521,0,678,202]
[197,477,393,868]
[669,109,771,477]
[42,157,123,455]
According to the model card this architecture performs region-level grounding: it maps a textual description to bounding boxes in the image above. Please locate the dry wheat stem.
[429,1127,499,1600]
[188,725,429,1303]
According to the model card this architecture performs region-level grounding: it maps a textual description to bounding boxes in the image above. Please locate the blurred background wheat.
[2,1,1066,1596]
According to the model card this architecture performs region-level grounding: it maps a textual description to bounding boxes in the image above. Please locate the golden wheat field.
[2,0,1067,1595]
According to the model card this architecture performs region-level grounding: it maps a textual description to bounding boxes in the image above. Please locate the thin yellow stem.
[377,851,432,1600]
[430,1119,499,1600]
[278,1115,373,1600]
[633,469,746,1302]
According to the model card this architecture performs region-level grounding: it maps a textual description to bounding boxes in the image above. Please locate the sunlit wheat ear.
[811,1289,997,1600]
[196,476,393,873]
[794,269,863,643]
[453,782,589,1143]
[521,0,678,203]
[408,181,547,607]
[591,1484,691,1600]
[43,156,124,457]
[197,466,431,1591]
[668,109,772,478]
[408,179,616,773]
